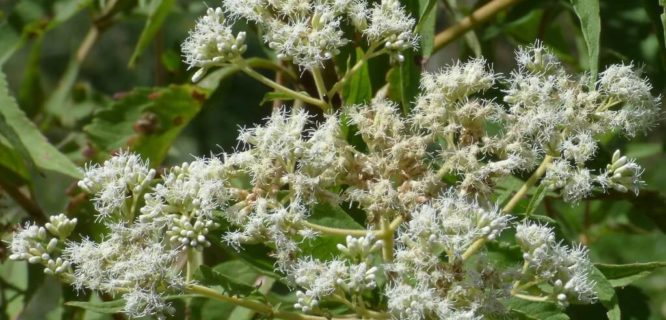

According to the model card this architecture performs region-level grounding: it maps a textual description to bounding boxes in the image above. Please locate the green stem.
[236,59,329,110]
[301,216,403,238]
[301,221,376,237]
[502,155,553,214]
[185,284,363,320]
[310,67,328,101]
[328,45,381,98]
[512,293,550,302]
[380,216,395,262]
[462,155,553,260]
[184,249,200,320]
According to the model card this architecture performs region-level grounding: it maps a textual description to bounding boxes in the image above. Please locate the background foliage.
[0,0,665,319]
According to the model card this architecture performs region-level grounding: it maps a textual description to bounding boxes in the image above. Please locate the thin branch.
[433,0,524,53]
[0,181,46,224]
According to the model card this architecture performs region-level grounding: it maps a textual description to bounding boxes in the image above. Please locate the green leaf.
[65,299,125,314]
[128,0,175,67]
[0,112,38,176]
[300,203,365,259]
[588,266,621,320]
[416,0,438,58]
[223,243,281,279]
[342,48,373,105]
[625,142,662,159]
[570,0,600,81]
[0,21,24,66]
[195,265,257,297]
[507,297,570,320]
[387,53,420,114]
[0,71,82,179]
[595,262,666,288]
[84,85,205,166]
[662,1,666,52]
[307,203,365,230]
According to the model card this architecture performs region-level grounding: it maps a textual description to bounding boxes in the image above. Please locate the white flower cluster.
[9,41,660,319]
[181,7,247,81]
[411,43,658,201]
[77,151,155,220]
[183,0,417,70]
[64,223,182,318]
[9,214,77,276]
[291,234,382,313]
[386,193,511,319]
[141,158,227,250]
[500,43,657,202]
[515,222,597,305]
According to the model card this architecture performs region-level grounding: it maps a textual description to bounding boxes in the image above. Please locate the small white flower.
[78,151,155,220]
[182,7,247,81]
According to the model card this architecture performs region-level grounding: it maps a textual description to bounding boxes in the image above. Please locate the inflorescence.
[7,3,661,318]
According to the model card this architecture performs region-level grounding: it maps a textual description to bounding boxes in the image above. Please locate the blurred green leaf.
[417,0,438,58]
[65,299,125,314]
[625,142,662,159]
[84,85,205,166]
[196,265,257,297]
[342,48,373,105]
[129,0,175,67]
[507,298,570,319]
[387,54,419,114]
[570,0,600,80]
[301,203,365,260]
[0,22,23,66]
[20,277,62,320]
[596,262,666,288]
[588,266,621,320]
[0,71,82,179]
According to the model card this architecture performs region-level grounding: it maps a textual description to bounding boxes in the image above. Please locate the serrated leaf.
[0,71,82,179]
[507,298,570,320]
[595,262,666,288]
[570,0,600,81]
[129,0,175,67]
[84,85,204,166]
[65,299,125,314]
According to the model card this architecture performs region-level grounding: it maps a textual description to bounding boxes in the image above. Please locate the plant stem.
[185,284,368,320]
[462,155,553,260]
[301,221,377,237]
[433,0,523,53]
[380,216,394,262]
[327,45,381,98]
[236,59,329,111]
[184,249,200,320]
[502,155,553,214]
[300,216,403,238]
[310,67,328,101]
[512,293,550,302]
